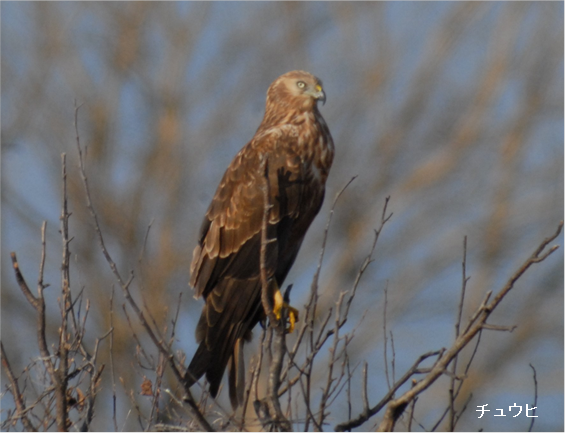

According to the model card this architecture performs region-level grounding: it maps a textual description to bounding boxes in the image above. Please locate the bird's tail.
[184,342,211,389]
[227,338,245,409]
[185,338,245,409]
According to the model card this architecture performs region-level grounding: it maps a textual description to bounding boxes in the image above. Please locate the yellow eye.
[296,81,306,89]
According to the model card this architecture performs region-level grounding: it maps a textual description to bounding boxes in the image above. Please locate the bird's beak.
[314,84,326,105]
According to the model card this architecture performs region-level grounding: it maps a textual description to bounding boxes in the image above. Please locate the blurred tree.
[2,2,563,431]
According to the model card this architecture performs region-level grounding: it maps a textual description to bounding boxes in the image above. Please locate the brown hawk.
[186,70,334,408]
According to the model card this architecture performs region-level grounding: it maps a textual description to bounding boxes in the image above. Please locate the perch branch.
[255,154,292,432]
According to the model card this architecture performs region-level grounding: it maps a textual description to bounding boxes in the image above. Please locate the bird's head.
[266,70,326,113]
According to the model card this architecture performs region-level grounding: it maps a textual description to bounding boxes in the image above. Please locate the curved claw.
[273,289,300,333]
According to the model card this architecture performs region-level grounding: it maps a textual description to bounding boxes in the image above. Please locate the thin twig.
[109,288,119,432]
[369,222,562,432]
[73,103,213,432]
[335,350,442,431]
[449,236,469,431]
[308,176,357,321]
[528,364,538,432]
[383,284,390,390]
[362,361,370,414]
[407,380,418,432]
[346,354,353,422]
[20,220,67,431]
[317,291,348,430]
[285,176,357,368]
[277,177,357,430]
[389,331,396,384]
[1,342,38,431]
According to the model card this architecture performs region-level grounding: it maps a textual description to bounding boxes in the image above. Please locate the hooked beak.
[307,84,326,105]
[314,84,326,105]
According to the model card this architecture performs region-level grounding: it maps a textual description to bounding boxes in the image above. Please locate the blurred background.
[2,2,563,431]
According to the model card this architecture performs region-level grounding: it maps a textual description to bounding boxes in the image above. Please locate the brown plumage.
[186,70,334,408]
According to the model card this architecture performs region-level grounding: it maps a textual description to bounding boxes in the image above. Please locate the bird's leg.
[273,288,299,333]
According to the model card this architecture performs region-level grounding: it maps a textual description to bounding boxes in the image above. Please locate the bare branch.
[528,364,538,432]
[335,350,443,431]
[370,222,562,432]
[1,342,37,431]
[449,236,468,431]
[56,153,71,432]
[255,154,291,432]
[72,103,213,431]
[383,284,391,390]
[258,154,277,322]
[362,361,370,415]
[108,287,119,432]
[285,176,357,368]
[10,252,39,310]
[481,323,517,332]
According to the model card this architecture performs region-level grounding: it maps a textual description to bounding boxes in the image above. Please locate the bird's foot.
[273,289,299,333]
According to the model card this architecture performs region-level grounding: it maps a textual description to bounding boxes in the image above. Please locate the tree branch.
[528,363,538,432]
[72,103,213,432]
[255,154,292,432]
[336,221,562,432]
[10,252,39,310]
[1,342,37,432]
[375,222,562,432]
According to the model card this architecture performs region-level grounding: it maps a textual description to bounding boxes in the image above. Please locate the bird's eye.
[296,81,306,89]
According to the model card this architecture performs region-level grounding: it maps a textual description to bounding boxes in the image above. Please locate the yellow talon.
[273,289,299,333]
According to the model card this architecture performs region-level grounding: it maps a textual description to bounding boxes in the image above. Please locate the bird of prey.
[186,70,334,409]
